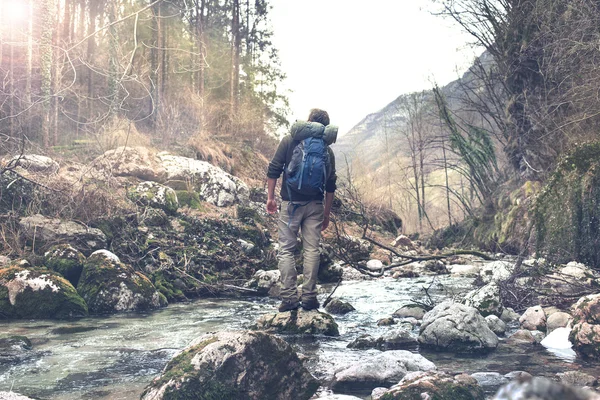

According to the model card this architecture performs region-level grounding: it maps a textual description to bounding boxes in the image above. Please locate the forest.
[0,0,286,156]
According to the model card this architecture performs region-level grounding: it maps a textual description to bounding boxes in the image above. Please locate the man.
[266,108,337,312]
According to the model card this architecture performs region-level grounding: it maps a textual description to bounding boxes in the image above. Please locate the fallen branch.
[173,266,260,297]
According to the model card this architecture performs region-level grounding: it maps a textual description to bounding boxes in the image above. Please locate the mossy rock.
[535,142,600,265]
[0,266,88,319]
[44,244,86,287]
[141,331,319,400]
[379,372,485,400]
[77,250,164,314]
[129,181,179,215]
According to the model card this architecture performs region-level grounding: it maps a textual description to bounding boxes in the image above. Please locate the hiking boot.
[301,298,320,311]
[278,300,299,312]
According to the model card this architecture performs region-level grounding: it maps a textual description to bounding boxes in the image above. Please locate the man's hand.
[267,198,278,214]
[321,214,330,231]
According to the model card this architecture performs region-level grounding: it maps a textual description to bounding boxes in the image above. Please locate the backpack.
[285,137,331,199]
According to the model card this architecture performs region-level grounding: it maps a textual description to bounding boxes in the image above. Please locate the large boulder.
[331,350,436,392]
[569,294,600,358]
[418,301,499,353]
[44,244,86,287]
[519,305,547,331]
[77,250,164,314]
[158,153,248,207]
[373,371,485,400]
[93,147,249,207]
[19,214,107,254]
[254,309,339,336]
[141,331,319,400]
[93,146,166,181]
[0,266,88,319]
[493,376,600,400]
[479,261,514,284]
[463,282,503,317]
[9,154,59,174]
[129,181,179,214]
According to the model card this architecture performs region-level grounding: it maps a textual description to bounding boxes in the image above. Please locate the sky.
[270,0,483,135]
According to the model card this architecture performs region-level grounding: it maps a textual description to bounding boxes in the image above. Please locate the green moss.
[152,337,218,388]
[44,245,86,287]
[535,142,600,265]
[175,191,205,211]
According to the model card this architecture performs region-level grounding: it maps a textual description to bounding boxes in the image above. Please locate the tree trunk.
[230,0,240,126]
[151,2,162,129]
[195,0,206,134]
[9,15,14,138]
[87,2,97,121]
[442,136,452,227]
[40,0,55,149]
[107,0,119,117]
[25,0,34,137]
[51,2,61,146]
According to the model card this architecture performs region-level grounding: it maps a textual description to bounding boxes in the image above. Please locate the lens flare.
[4,1,27,23]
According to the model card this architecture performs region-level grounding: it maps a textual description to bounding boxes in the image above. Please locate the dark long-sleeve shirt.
[267,135,337,201]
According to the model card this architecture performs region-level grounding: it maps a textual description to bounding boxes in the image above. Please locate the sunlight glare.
[4,1,27,23]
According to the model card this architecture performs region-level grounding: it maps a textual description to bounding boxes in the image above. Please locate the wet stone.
[254,309,339,336]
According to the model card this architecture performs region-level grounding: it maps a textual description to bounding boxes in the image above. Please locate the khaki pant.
[277,200,324,302]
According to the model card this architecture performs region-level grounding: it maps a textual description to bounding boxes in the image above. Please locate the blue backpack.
[285,137,331,199]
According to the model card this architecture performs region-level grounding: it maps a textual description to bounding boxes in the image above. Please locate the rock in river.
[254,309,339,336]
[373,371,485,400]
[141,331,319,400]
[418,301,498,353]
[519,305,547,331]
[331,350,436,392]
[463,282,503,317]
[0,266,88,319]
[77,250,164,314]
[325,298,355,315]
[493,376,600,400]
[0,392,36,400]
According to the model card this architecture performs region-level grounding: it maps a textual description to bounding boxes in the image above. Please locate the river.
[2,275,600,399]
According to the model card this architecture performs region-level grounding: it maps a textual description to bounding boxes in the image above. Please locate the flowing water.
[2,275,600,399]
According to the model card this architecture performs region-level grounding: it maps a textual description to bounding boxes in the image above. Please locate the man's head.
[308,109,330,126]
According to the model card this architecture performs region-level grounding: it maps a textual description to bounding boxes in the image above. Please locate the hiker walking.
[266,109,338,312]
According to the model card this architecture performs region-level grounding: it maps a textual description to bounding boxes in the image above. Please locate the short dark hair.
[308,109,330,126]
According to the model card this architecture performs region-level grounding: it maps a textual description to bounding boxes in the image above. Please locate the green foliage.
[434,87,499,201]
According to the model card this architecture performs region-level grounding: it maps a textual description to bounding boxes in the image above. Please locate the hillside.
[331,51,497,232]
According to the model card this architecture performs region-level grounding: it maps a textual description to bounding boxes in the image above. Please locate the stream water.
[2,275,600,400]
